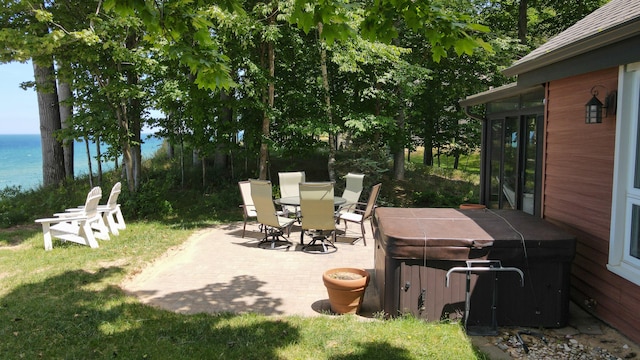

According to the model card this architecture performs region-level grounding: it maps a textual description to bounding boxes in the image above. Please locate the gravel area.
[470,303,640,360]
[490,328,638,359]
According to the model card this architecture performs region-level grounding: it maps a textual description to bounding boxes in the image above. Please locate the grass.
[0,223,486,359]
[407,147,481,175]
[0,149,489,359]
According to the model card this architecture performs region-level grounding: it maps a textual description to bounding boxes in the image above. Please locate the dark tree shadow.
[126,275,287,316]
[329,341,412,360]
[0,267,299,359]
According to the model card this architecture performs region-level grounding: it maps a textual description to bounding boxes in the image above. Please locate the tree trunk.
[192,149,200,167]
[116,104,134,192]
[214,91,232,172]
[84,135,93,188]
[167,141,174,159]
[202,158,206,188]
[518,0,528,44]
[393,105,406,180]
[131,128,142,190]
[33,60,65,187]
[393,148,405,180]
[259,10,277,180]
[129,94,142,191]
[119,30,143,192]
[423,142,433,166]
[180,139,185,188]
[96,136,103,185]
[58,80,74,179]
[318,23,336,182]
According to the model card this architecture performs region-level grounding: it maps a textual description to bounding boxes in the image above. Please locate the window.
[609,62,640,285]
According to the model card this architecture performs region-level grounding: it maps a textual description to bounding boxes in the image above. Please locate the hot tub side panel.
[373,208,576,328]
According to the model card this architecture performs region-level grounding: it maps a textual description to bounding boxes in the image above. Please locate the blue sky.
[0,62,40,134]
[0,61,159,135]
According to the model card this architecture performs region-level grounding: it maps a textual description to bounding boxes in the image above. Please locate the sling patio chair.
[336,183,381,246]
[36,186,110,250]
[278,171,305,218]
[299,181,338,254]
[238,180,258,238]
[240,180,286,237]
[250,179,296,250]
[336,172,365,216]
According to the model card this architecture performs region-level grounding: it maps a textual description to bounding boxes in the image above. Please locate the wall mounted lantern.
[585,85,617,124]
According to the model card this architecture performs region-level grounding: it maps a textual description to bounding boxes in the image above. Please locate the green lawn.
[0,151,488,359]
[0,221,487,359]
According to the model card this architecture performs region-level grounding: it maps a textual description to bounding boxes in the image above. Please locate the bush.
[120,178,175,220]
[0,186,29,228]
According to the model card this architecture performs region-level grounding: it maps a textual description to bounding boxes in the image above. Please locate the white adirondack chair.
[36,187,110,251]
[67,182,126,235]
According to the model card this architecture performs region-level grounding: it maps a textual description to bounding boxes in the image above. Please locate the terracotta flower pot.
[322,268,370,314]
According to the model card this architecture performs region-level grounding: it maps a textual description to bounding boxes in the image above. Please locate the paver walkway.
[122,220,379,317]
[121,219,640,359]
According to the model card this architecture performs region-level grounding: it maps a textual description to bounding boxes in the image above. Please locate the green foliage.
[334,148,389,188]
[121,178,175,220]
[0,187,30,228]
[0,181,93,228]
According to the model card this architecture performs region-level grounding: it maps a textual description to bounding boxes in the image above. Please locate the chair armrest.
[54,211,84,217]
[35,215,88,224]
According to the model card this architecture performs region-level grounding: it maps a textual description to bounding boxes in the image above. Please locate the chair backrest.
[238,180,255,212]
[105,182,122,208]
[362,183,382,220]
[250,179,280,227]
[278,171,306,198]
[299,182,335,231]
[83,187,103,219]
[341,173,365,204]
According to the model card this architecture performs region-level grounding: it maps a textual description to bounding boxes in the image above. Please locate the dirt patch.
[0,223,40,248]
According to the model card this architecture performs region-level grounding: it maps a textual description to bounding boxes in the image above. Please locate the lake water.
[0,134,164,191]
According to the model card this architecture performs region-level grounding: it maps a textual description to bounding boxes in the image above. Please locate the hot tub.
[372,207,576,328]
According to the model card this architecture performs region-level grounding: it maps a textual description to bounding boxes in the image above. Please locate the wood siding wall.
[544,67,640,344]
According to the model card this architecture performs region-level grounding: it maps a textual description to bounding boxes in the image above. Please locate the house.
[460,0,640,344]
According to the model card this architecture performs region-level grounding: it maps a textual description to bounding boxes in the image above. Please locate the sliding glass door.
[486,114,541,215]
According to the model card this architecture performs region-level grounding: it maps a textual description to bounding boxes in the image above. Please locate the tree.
[0,1,67,187]
[480,0,608,48]
[34,58,66,186]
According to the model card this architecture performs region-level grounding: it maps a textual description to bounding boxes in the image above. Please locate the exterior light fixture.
[585,85,617,124]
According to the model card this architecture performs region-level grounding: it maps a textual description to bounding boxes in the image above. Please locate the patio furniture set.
[239,171,381,254]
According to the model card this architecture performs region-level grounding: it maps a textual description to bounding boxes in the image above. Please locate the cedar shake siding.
[544,67,640,343]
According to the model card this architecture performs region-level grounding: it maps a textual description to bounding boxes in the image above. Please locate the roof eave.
[459,83,542,107]
[503,20,640,77]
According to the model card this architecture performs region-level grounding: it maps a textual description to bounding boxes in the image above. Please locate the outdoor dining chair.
[250,179,296,250]
[337,172,365,216]
[299,182,337,254]
[278,171,305,217]
[336,183,381,246]
[238,180,258,238]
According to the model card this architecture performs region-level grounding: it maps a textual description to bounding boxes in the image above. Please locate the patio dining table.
[274,195,348,220]
[275,196,347,208]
